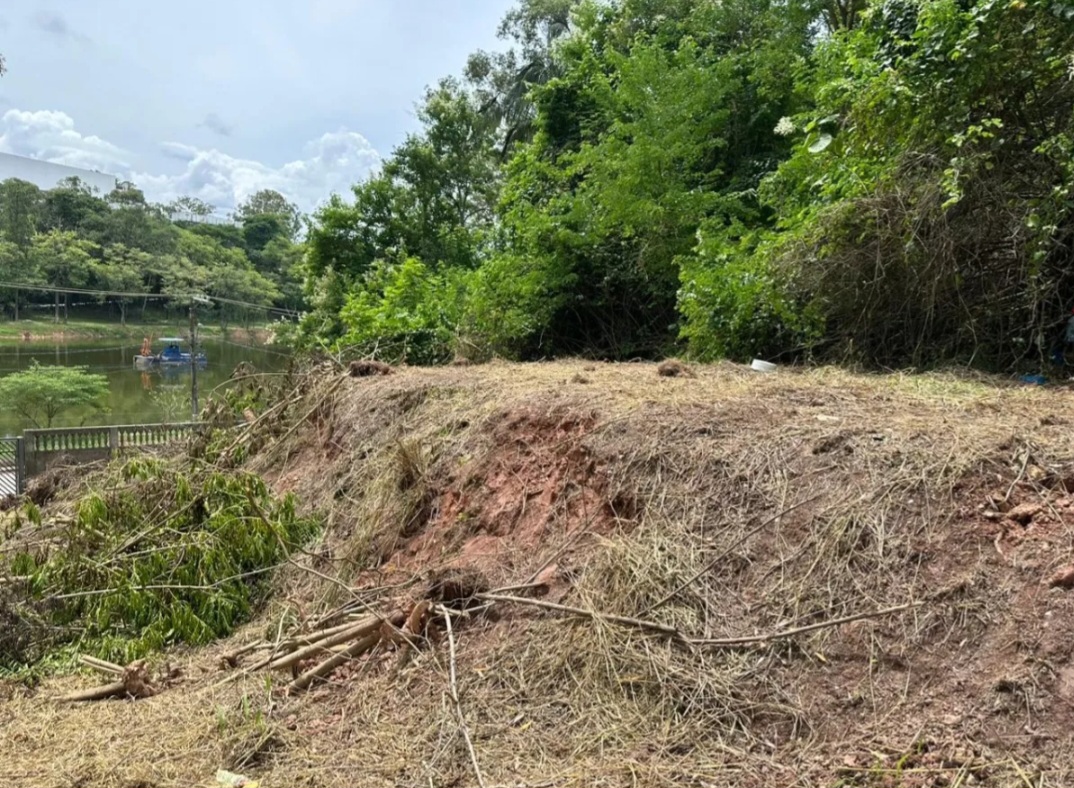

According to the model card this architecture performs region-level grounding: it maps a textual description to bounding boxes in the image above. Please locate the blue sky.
[0,0,515,211]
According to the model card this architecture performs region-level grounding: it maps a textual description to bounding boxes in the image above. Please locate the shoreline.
[0,322,276,345]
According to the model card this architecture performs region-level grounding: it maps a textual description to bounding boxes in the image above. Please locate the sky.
[0,0,515,213]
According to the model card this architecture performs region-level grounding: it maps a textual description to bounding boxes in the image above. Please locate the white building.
[0,151,118,195]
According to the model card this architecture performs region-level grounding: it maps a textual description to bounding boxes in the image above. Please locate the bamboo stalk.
[264,615,389,672]
[78,655,124,676]
[57,680,127,703]
[287,611,405,692]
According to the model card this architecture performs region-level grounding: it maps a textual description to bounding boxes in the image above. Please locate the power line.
[0,281,301,318]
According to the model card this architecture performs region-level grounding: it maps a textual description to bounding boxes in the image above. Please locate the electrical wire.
[0,281,301,318]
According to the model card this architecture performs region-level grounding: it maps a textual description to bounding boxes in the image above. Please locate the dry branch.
[440,607,488,788]
[478,592,688,642]
[78,655,124,676]
[264,614,387,672]
[688,602,922,647]
[56,660,157,703]
[287,612,405,692]
[288,632,381,692]
[645,494,824,613]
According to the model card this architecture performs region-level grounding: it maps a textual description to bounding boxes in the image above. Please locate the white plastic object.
[751,359,777,373]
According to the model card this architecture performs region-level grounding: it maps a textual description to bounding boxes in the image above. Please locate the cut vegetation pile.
[3,361,1074,787]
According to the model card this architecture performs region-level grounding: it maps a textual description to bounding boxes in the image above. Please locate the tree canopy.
[0,179,306,325]
[0,362,109,428]
[293,0,1074,371]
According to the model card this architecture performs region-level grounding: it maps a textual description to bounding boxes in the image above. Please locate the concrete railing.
[23,422,203,476]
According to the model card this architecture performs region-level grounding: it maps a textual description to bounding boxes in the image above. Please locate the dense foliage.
[0,181,305,325]
[300,0,1074,369]
[5,458,318,665]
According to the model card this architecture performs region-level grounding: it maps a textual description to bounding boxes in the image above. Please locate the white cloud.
[0,109,130,172]
[136,130,382,212]
[0,108,381,213]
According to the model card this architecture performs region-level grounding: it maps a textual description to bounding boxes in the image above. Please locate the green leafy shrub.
[8,458,318,665]
[337,255,463,365]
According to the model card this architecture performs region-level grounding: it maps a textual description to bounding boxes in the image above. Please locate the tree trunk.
[120,302,127,325]
[14,292,19,322]
[63,292,69,324]
[54,291,60,323]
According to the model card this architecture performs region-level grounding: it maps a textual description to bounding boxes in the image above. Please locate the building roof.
[0,151,118,195]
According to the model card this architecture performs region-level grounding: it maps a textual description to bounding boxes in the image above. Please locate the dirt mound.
[398,405,618,579]
[7,362,1074,787]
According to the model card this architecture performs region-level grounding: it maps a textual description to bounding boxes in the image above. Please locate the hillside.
[4,361,1074,787]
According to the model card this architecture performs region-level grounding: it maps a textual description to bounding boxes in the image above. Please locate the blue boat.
[134,337,207,368]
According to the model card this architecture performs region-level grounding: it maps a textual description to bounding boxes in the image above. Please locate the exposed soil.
[5,362,1074,787]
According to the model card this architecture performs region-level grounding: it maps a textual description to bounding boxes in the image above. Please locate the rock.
[1047,565,1074,589]
[1007,503,1042,525]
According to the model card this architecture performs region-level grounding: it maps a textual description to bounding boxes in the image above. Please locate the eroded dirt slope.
[4,361,1074,788]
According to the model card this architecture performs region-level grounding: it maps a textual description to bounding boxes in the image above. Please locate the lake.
[0,337,292,437]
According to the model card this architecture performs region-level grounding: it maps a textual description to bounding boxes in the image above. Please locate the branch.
[439,607,488,788]
[688,602,921,647]
[478,592,688,643]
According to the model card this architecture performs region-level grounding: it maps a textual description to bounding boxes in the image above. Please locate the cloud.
[0,108,381,212]
[0,109,129,171]
[200,112,233,137]
[32,11,89,43]
[137,130,382,212]
[159,141,199,161]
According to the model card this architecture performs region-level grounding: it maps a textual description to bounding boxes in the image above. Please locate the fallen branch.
[688,602,922,647]
[57,660,157,703]
[78,655,124,676]
[265,614,388,672]
[288,612,405,692]
[478,592,688,643]
[439,607,488,788]
[58,680,129,703]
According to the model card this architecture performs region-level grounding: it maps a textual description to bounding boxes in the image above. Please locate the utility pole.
[188,295,211,421]
[189,303,199,421]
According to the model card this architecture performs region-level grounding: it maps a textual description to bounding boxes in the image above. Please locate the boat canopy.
[158,337,186,344]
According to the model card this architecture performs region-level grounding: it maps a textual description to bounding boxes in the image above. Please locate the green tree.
[30,231,98,323]
[339,255,460,364]
[95,244,150,324]
[166,196,216,220]
[465,0,578,154]
[734,0,1074,367]
[0,179,43,252]
[41,177,109,233]
[0,239,42,320]
[235,190,301,240]
[206,265,279,330]
[0,362,109,428]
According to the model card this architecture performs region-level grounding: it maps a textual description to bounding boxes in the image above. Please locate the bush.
[678,223,817,361]
[7,458,318,665]
[337,256,462,365]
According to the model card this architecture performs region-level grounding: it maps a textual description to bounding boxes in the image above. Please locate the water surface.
[0,337,291,436]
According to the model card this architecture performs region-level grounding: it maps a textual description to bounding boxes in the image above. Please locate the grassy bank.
[0,315,276,343]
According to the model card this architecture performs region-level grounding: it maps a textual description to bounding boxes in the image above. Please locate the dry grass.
[4,360,1074,787]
